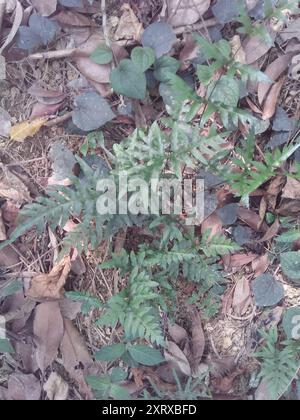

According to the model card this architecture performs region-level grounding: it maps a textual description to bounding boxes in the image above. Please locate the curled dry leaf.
[164,341,191,377]
[60,319,93,399]
[7,373,41,400]
[238,207,268,232]
[258,54,292,105]
[257,218,280,243]
[166,0,210,27]
[225,253,258,270]
[282,177,300,200]
[232,278,252,316]
[113,3,143,41]
[168,322,188,345]
[44,372,69,400]
[33,301,64,372]
[30,102,63,119]
[10,117,48,142]
[190,311,205,372]
[252,254,269,277]
[28,255,71,300]
[0,166,31,205]
[262,78,285,120]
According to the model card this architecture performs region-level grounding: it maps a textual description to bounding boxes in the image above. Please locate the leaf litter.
[0,0,300,401]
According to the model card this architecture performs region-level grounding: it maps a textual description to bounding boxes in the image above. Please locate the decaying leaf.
[252,254,269,277]
[262,78,284,120]
[166,0,210,27]
[232,278,252,316]
[113,3,143,41]
[230,35,246,64]
[7,373,41,400]
[282,177,300,200]
[31,0,57,17]
[0,165,31,205]
[190,311,205,372]
[33,301,64,372]
[164,341,191,377]
[10,117,48,142]
[258,218,280,243]
[44,372,69,400]
[28,255,71,300]
[257,54,292,105]
[291,53,300,80]
[48,141,76,187]
[60,319,93,399]
[168,322,188,345]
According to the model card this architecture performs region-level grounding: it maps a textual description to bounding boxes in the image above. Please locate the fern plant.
[254,328,300,400]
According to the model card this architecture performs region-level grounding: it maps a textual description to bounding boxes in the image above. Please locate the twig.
[28,48,77,60]
[45,111,73,127]
[101,0,110,48]
[174,18,218,34]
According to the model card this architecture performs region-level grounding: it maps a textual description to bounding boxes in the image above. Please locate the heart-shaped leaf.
[141,22,177,58]
[131,47,156,72]
[217,203,239,225]
[110,59,146,100]
[58,0,83,7]
[90,44,113,65]
[29,14,59,45]
[153,56,180,83]
[72,92,115,131]
[252,274,284,307]
[281,252,300,284]
[212,0,240,24]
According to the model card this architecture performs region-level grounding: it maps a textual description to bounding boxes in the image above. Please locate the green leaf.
[283,307,300,340]
[0,338,14,354]
[86,375,111,392]
[110,384,131,400]
[110,367,127,383]
[154,56,180,83]
[0,280,23,298]
[127,345,164,366]
[131,47,155,72]
[94,343,127,362]
[207,75,240,107]
[281,252,300,284]
[110,59,146,100]
[90,44,113,65]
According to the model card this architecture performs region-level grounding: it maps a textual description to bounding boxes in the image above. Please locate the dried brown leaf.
[33,301,64,372]
[7,373,41,400]
[262,78,285,120]
[54,10,96,27]
[0,166,31,204]
[238,207,268,232]
[113,3,143,41]
[59,298,82,320]
[258,218,280,243]
[227,253,258,269]
[31,0,57,17]
[28,255,71,300]
[280,18,300,42]
[10,117,48,142]
[201,211,223,239]
[60,319,93,399]
[243,33,273,64]
[190,311,205,371]
[252,254,270,277]
[168,322,188,345]
[0,209,6,240]
[0,245,19,268]
[43,372,69,400]
[164,341,191,377]
[291,53,300,80]
[232,278,252,316]
[0,106,11,137]
[166,0,210,27]
[257,54,292,105]
[282,177,300,200]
